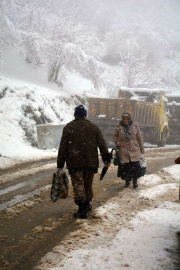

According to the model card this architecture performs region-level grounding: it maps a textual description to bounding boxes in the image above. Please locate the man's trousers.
[70,170,94,202]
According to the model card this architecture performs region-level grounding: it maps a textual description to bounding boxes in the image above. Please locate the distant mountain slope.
[0,0,180,94]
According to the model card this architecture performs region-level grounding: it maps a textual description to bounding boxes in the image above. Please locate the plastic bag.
[111,148,119,166]
[139,157,147,177]
[50,169,69,202]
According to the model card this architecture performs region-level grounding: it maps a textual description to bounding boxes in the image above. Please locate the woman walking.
[113,113,145,188]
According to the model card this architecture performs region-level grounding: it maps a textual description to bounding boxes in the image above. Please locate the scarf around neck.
[120,120,133,141]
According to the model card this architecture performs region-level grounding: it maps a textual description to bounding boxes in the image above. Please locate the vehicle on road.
[165,93,180,145]
[88,88,169,147]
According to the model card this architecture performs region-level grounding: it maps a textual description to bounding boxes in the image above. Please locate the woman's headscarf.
[120,113,133,140]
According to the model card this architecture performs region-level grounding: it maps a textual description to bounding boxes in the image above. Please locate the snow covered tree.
[0,3,19,71]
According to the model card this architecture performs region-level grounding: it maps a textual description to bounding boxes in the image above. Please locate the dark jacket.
[57,118,110,170]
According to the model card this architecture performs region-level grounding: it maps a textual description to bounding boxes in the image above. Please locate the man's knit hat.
[74,105,87,117]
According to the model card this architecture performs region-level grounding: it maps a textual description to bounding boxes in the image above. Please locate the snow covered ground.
[0,151,57,171]
[0,76,100,161]
[144,143,180,150]
[37,165,180,270]
[0,162,56,184]
[139,183,178,199]
[0,184,50,212]
[39,204,180,270]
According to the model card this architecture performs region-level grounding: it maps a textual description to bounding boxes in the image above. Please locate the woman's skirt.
[117,161,141,180]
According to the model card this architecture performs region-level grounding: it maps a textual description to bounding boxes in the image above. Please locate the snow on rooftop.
[165,94,180,98]
[167,101,180,106]
[120,87,166,93]
[130,96,141,101]
[36,123,66,127]
[162,96,168,102]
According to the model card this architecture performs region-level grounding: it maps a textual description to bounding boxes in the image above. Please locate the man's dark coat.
[57,118,110,170]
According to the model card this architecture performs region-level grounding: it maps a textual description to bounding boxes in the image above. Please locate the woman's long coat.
[113,122,145,163]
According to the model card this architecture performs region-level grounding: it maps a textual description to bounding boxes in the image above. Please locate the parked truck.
[88,88,169,147]
[165,93,180,144]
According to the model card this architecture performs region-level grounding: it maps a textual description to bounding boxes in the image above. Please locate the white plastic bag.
[140,157,147,168]
[139,157,147,176]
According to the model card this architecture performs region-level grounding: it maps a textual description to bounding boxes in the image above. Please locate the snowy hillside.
[1,0,180,92]
[0,76,102,158]
[0,0,180,158]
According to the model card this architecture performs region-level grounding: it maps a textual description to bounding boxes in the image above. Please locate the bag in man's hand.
[50,169,69,202]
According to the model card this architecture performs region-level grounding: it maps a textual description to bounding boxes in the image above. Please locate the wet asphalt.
[0,147,180,270]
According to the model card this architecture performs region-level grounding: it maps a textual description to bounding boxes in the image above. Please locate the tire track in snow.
[0,163,56,184]
[0,185,50,211]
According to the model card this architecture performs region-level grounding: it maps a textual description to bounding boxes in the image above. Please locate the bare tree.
[48,58,64,84]
[47,44,66,85]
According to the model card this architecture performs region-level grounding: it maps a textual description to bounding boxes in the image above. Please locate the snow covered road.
[37,166,180,270]
[0,146,179,270]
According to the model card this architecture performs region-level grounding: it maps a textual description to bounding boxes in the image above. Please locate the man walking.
[57,104,111,219]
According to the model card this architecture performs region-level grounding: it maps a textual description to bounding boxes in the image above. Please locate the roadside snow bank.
[138,183,178,199]
[113,203,180,270]
[0,149,57,170]
[0,77,87,159]
[139,164,180,187]
[163,165,180,181]
[139,174,162,185]
[139,164,179,198]
[0,162,56,184]
[145,145,180,152]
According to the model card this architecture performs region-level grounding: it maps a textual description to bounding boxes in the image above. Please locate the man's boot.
[74,200,87,219]
[85,201,92,212]
[125,179,130,188]
[133,178,138,188]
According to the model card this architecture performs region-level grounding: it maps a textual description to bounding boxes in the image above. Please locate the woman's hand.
[117,141,122,147]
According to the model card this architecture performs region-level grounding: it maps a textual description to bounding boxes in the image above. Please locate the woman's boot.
[125,179,130,188]
[133,178,138,188]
